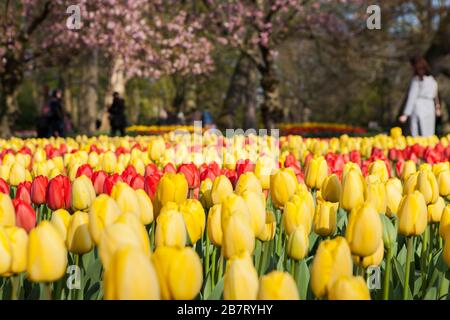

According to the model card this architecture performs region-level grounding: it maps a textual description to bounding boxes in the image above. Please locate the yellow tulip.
[257,210,276,242]
[305,156,328,189]
[385,178,403,217]
[321,174,341,203]
[104,245,160,300]
[0,227,11,274]
[211,175,234,205]
[258,271,299,300]
[364,175,386,214]
[88,195,121,245]
[328,276,371,300]
[434,164,450,197]
[179,199,206,244]
[115,213,151,257]
[428,196,445,223]
[313,200,338,237]
[148,138,166,161]
[71,175,96,212]
[242,191,265,236]
[9,163,31,186]
[440,205,450,239]
[397,191,428,237]
[135,189,154,225]
[0,192,15,227]
[207,204,223,246]
[270,168,297,209]
[220,193,251,229]
[199,178,213,209]
[154,173,188,216]
[222,213,255,259]
[287,225,309,260]
[443,238,450,268]
[310,237,353,298]
[416,169,439,204]
[27,221,68,282]
[346,202,382,257]
[5,227,28,274]
[50,209,72,241]
[255,156,276,189]
[155,209,186,249]
[0,165,10,181]
[282,193,313,236]
[353,241,384,268]
[235,172,262,196]
[223,253,258,300]
[102,151,117,174]
[390,127,403,139]
[401,160,417,181]
[66,211,93,255]
[340,167,365,212]
[368,160,389,183]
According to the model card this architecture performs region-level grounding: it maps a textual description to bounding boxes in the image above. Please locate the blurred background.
[0,0,449,137]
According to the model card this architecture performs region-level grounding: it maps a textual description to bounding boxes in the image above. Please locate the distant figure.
[399,57,441,137]
[108,92,127,136]
[202,110,215,129]
[48,89,65,137]
[157,108,168,125]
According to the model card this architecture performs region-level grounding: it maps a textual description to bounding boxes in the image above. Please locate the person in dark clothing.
[108,92,127,136]
[48,89,65,137]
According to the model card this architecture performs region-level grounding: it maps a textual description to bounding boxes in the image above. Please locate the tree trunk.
[219,54,258,129]
[79,51,98,135]
[0,90,19,138]
[129,87,141,124]
[99,58,127,132]
[260,66,282,130]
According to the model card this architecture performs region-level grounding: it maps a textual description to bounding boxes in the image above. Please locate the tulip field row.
[0,127,450,300]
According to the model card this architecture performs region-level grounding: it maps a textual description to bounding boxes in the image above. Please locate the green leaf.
[296,259,309,300]
[424,287,437,300]
[207,277,224,300]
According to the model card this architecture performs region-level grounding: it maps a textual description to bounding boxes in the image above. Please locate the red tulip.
[200,168,217,182]
[76,164,93,179]
[144,163,159,177]
[130,174,145,190]
[13,198,36,233]
[178,163,200,189]
[236,159,254,177]
[222,169,238,187]
[121,165,137,184]
[31,175,48,205]
[163,163,177,174]
[91,170,108,195]
[16,181,32,205]
[47,175,71,210]
[0,178,10,195]
[103,173,123,195]
[144,175,159,200]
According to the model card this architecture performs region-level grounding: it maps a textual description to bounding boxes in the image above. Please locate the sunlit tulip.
[369,160,389,183]
[282,193,314,235]
[235,172,262,196]
[88,195,121,244]
[154,173,188,216]
[5,227,28,274]
[16,181,31,204]
[415,169,439,204]
[135,189,154,225]
[364,175,386,214]
[155,209,187,248]
[385,178,403,217]
[257,210,276,242]
[0,227,11,274]
[434,164,450,197]
[66,211,93,255]
[148,139,166,161]
[47,175,71,210]
[223,253,258,300]
[0,192,15,227]
[270,168,297,208]
[104,245,160,300]
[305,156,328,189]
[428,196,445,223]
[258,271,299,300]
[340,167,365,212]
[9,163,31,186]
[71,175,96,212]
[220,193,251,230]
[111,181,140,215]
[211,175,234,205]
[328,276,371,300]
[91,170,107,195]
[199,178,213,210]
[353,241,384,268]
[27,221,68,282]
[401,160,416,181]
[207,204,223,246]
[310,237,353,298]
[254,156,276,189]
[222,214,254,259]
[115,213,151,257]
[242,191,265,236]
[440,205,450,239]
[31,175,48,205]
[444,238,450,268]
[178,163,200,189]
[397,191,428,237]
[287,225,309,260]
[179,199,206,244]
[321,174,341,203]
[13,199,36,233]
[313,199,338,237]
[102,151,117,174]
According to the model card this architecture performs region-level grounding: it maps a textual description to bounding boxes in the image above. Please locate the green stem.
[383,247,393,300]
[420,225,430,297]
[211,246,217,289]
[437,271,449,300]
[217,252,224,283]
[403,236,414,300]
[205,236,210,280]
[10,275,19,300]
[43,282,53,300]
[290,259,295,276]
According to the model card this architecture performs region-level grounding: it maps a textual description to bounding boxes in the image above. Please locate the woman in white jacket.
[399,57,442,137]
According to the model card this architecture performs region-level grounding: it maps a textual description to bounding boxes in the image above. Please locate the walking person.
[108,92,127,136]
[48,89,65,137]
[399,56,442,137]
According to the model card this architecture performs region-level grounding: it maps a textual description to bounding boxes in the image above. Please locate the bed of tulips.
[0,127,450,300]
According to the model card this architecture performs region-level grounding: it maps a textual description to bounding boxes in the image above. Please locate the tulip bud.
[353,241,384,268]
[321,174,341,203]
[397,191,428,237]
[257,210,276,242]
[440,205,450,240]
[242,191,265,236]
[223,253,258,300]
[50,209,72,241]
[66,211,93,255]
[380,214,397,250]
[178,163,200,189]
[417,169,439,204]
[434,163,450,197]
[305,156,328,189]
[428,196,445,223]
[5,227,28,274]
[0,227,11,274]
[148,139,166,161]
[222,214,255,259]
[282,193,313,236]
[13,199,36,233]
[0,192,15,227]
[27,221,68,282]
[31,175,48,205]
[154,173,188,216]
[254,156,276,189]
[179,199,206,244]
[401,160,416,181]
[364,175,387,214]
[270,168,297,209]
[385,178,403,217]
[340,167,365,212]
[258,271,299,300]
[9,163,31,187]
[310,237,353,298]
[199,178,213,209]
[369,160,389,183]
[155,209,187,249]
[207,204,223,246]
[47,175,71,211]
[211,175,234,205]
[102,151,117,174]
[220,193,251,230]
[88,195,121,245]
[115,213,151,257]
[235,172,262,196]
[328,275,370,300]
[71,175,96,212]
[313,200,338,237]
[16,181,31,205]
[104,245,160,300]
[135,189,154,225]
[287,225,309,260]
